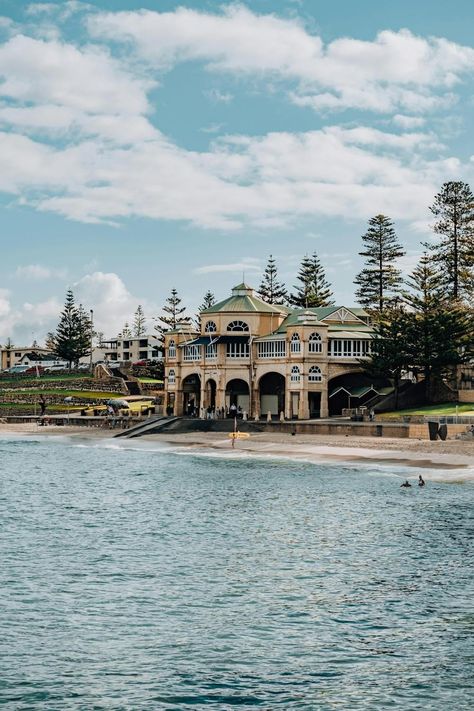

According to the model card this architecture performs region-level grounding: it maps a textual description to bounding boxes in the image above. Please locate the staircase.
[114,416,178,439]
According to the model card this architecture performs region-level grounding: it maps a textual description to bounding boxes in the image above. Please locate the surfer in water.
[418,475,425,487]
[400,480,412,488]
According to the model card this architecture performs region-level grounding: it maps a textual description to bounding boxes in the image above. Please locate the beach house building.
[163,283,377,419]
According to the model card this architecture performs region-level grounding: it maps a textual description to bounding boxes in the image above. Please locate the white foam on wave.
[3,431,473,483]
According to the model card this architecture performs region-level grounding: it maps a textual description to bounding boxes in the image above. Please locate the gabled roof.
[272,305,370,334]
[19,351,55,362]
[321,306,369,323]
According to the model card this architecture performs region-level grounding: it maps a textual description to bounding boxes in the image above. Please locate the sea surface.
[0,435,473,710]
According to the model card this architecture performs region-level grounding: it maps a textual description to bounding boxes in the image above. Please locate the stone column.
[299,389,309,419]
[200,380,206,418]
[320,387,329,418]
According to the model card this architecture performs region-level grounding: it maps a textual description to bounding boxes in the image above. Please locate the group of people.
[401,475,425,488]
[105,404,130,429]
[185,401,246,419]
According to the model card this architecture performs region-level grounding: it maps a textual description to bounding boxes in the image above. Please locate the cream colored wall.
[164,311,371,418]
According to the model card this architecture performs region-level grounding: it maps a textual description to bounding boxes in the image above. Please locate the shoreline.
[1,422,473,479]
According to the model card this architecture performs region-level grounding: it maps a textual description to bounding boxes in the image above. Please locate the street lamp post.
[89,309,94,374]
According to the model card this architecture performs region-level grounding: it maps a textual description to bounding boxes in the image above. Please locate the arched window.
[168,369,176,385]
[227,320,249,332]
[168,339,176,358]
[309,332,322,353]
[204,321,217,333]
[290,333,301,353]
[290,365,300,383]
[308,365,322,382]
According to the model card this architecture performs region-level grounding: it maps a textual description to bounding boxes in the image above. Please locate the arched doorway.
[225,379,249,415]
[259,372,285,418]
[205,378,217,411]
[182,373,201,416]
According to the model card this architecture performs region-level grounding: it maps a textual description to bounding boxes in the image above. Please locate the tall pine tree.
[196,291,216,330]
[257,255,288,304]
[354,214,405,312]
[403,254,473,401]
[51,290,92,368]
[122,322,132,338]
[155,288,191,341]
[133,305,146,337]
[290,253,333,308]
[427,181,474,301]
[366,303,412,410]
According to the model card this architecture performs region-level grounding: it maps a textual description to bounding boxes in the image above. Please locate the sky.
[1,0,474,344]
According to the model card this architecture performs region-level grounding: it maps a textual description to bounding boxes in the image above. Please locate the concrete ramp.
[114,416,179,439]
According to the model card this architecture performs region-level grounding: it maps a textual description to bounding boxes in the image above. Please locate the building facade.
[100,335,161,363]
[0,346,51,371]
[163,283,375,419]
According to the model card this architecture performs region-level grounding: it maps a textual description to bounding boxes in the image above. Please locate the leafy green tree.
[354,214,405,312]
[290,253,334,308]
[427,181,474,301]
[257,255,288,304]
[404,254,473,401]
[133,305,147,337]
[51,290,92,368]
[155,288,191,341]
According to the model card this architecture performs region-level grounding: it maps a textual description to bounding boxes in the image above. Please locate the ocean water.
[0,435,473,710]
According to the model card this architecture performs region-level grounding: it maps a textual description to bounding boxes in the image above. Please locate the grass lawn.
[0,403,85,413]
[0,389,120,399]
[383,402,474,417]
[0,374,92,386]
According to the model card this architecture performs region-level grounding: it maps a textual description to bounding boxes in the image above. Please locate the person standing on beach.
[39,395,47,416]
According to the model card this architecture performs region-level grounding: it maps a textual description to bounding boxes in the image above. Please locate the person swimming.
[400,480,412,488]
[418,475,425,487]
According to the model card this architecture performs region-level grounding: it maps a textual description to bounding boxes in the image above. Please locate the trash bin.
[376,424,383,437]
[439,424,448,441]
[428,421,439,441]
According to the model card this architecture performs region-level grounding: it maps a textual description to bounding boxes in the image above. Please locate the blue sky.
[1,0,473,343]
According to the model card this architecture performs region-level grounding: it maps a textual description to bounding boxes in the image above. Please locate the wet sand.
[1,422,473,478]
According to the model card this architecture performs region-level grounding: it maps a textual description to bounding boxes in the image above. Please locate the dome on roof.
[231,282,254,296]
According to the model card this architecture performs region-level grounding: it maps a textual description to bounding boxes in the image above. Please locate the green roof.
[202,288,289,315]
[266,307,370,335]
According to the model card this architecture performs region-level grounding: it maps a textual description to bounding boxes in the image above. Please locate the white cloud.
[0,288,11,319]
[0,124,471,230]
[392,114,426,129]
[26,2,92,20]
[0,7,472,233]
[22,297,62,319]
[194,259,261,275]
[0,272,156,343]
[89,7,474,115]
[73,271,156,336]
[16,264,67,279]
[205,88,234,104]
[0,289,62,343]
[0,34,153,115]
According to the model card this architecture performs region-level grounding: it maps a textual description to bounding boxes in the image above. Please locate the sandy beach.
[1,422,473,478]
